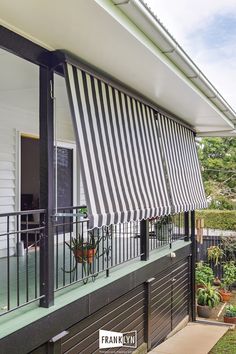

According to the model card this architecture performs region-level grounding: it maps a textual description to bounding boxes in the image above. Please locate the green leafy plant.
[207,245,224,266]
[197,283,221,308]
[79,206,88,218]
[221,261,236,291]
[155,215,172,226]
[195,262,214,285]
[196,210,236,231]
[221,236,236,262]
[225,304,236,318]
[65,232,97,252]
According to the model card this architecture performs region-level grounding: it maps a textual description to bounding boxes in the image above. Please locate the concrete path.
[150,321,231,354]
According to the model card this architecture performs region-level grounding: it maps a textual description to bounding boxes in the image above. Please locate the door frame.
[17,134,78,214]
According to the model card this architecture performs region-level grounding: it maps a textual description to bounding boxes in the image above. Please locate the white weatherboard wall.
[0,50,84,257]
[0,124,16,257]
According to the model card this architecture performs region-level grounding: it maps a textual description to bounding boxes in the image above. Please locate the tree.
[197,137,236,209]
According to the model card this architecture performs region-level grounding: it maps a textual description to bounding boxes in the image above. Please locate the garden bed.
[197,290,236,353]
[197,289,236,322]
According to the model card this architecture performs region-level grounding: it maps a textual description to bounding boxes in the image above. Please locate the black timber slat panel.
[62,286,144,351]
[150,269,172,347]
[29,345,48,354]
[1,245,191,354]
[61,284,145,354]
[73,308,145,354]
[172,259,190,330]
[150,257,190,349]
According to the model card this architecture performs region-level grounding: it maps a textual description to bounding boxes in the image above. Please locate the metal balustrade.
[0,207,190,315]
[0,209,46,316]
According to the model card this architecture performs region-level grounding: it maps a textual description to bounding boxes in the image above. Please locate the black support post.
[144,277,155,351]
[140,219,149,261]
[184,211,190,241]
[39,66,54,307]
[190,210,196,321]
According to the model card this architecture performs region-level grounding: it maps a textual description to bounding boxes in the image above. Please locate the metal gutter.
[112,0,236,130]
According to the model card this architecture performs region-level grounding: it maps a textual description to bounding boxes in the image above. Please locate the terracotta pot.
[213,277,221,287]
[74,248,96,264]
[196,284,205,290]
[224,316,236,324]
[197,304,213,318]
[219,290,232,302]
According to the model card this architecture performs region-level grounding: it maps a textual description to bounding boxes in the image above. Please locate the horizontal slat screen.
[61,285,145,354]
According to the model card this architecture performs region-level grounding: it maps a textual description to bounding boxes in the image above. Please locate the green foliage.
[222,262,236,291]
[225,304,236,318]
[155,215,172,226]
[207,245,224,266]
[196,210,236,231]
[210,328,236,353]
[198,137,236,209]
[209,196,234,210]
[195,262,214,285]
[221,236,236,262]
[197,283,220,308]
[79,207,88,217]
[65,232,97,251]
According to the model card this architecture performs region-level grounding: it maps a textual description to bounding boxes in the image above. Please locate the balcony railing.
[149,213,186,251]
[0,209,46,315]
[0,207,190,316]
[54,207,143,290]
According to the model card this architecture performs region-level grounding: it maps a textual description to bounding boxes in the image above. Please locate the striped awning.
[64,62,207,229]
[64,63,172,229]
[157,114,208,212]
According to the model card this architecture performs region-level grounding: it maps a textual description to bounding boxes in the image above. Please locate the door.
[172,259,190,330]
[21,137,74,211]
[151,258,190,348]
[151,271,172,347]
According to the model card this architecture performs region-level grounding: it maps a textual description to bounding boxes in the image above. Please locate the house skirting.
[0,243,191,354]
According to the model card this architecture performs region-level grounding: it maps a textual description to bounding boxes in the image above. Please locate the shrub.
[222,262,236,291]
[196,262,214,285]
[196,210,236,231]
[221,236,236,262]
[207,245,224,266]
[197,283,221,308]
[225,304,236,318]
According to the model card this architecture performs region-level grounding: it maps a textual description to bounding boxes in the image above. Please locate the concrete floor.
[150,321,231,354]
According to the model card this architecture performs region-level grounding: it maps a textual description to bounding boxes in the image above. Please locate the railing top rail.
[54,205,87,211]
[0,209,46,218]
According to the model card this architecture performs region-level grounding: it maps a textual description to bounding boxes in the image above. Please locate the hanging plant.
[207,245,224,266]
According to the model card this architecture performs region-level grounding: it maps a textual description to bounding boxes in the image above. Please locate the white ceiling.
[0,48,68,114]
[0,0,235,135]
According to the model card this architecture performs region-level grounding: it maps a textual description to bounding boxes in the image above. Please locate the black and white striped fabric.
[157,114,208,212]
[65,64,172,229]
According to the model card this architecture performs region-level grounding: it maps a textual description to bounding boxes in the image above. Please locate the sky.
[145,0,236,111]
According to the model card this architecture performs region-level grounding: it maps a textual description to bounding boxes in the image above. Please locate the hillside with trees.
[198,137,236,210]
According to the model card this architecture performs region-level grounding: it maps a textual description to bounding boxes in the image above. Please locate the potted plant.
[79,206,88,218]
[207,245,224,266]
[197,283,221,318]
[154,215,172,242]
[195,262,214,289]
[65,232,97,264]
[207,245,224,286]
[224,304,236,324]
[219,261,236,302]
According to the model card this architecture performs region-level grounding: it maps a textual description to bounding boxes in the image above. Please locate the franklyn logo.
[99,330,137,349]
